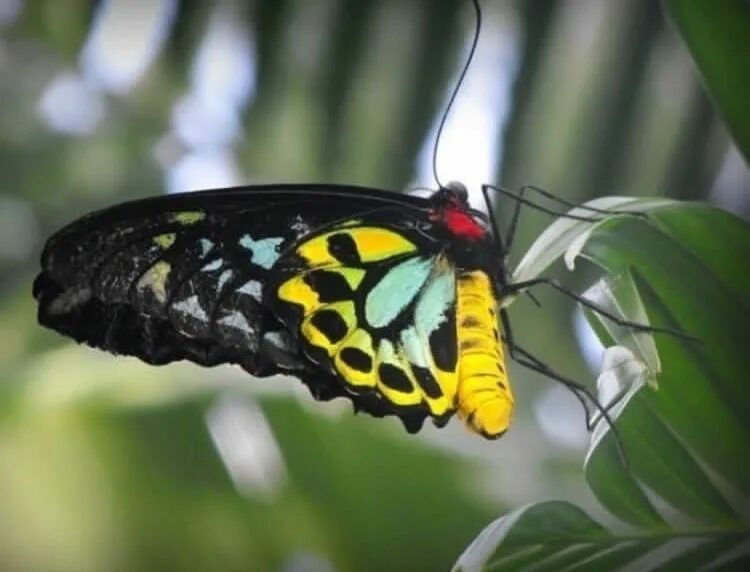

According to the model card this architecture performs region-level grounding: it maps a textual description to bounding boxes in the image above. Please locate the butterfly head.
[443,180,469,204]
[429,181,488,241]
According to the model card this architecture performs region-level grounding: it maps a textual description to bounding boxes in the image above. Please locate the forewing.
[34,185,429,378]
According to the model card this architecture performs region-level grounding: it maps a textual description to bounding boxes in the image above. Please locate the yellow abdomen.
[456,271,514,438]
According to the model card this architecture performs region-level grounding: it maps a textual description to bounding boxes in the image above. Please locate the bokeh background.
[1,1,747,571]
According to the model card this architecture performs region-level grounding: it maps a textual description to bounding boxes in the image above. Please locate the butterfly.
[34,0,671,442]
[34,182,517,438]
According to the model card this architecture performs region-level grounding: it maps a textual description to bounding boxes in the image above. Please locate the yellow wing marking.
[153,233,176,249]
[455,271,513,438]
[277,268,366,313]
[424,362,456,418]
[334,328,376,388]
[296,235,333,267]
[278,275,321,314]
[170,211,205,225]
[136,261,171,302]
[297,227,417,266]
[352,228,416,262]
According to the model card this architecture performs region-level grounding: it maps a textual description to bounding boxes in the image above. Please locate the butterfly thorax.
[432,203,487,240]
[427,188,502,277]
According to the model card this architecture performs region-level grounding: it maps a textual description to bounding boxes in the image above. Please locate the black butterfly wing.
[34,184,433,431]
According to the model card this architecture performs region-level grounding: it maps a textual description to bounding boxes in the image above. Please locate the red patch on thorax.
[437,206,487,239]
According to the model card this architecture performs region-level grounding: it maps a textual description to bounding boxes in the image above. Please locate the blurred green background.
[0,1,747,571]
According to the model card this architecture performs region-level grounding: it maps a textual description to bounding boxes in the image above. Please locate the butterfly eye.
[445,181,468,204]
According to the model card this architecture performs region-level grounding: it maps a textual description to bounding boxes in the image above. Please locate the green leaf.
[663,0,750,161]
[452,501,609,572]
[587,386,739,527]
[573,201,750,518]
[452,501,748,572]
[583,347,665,528]
[460,199,750,569]
[510,197,674,285]
[579,207,750,494]
[583,276,660,379]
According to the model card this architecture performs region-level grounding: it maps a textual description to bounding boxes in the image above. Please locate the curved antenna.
[432,0,482,190]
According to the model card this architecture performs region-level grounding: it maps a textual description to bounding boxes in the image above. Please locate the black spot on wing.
[304,270,353,303]
[429,306,457,372]
[340,347,372,373]
[311,309,348,344]
[411,365,443,399]
[378,363,413,392]
[327,232,360,265]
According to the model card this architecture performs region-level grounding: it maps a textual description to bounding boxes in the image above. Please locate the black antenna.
[432,0,482,190]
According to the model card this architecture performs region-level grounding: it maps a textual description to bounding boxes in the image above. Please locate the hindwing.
[269,222,460,422]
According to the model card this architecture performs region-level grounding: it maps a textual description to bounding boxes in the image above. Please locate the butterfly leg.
[480,183,644,255]
[504,277,696,341]
[513,185,647,219]
[499,308,628,465]
[483,184,647,226]
[482,184,603,224]
[501,185,645,251]
[502,185,524,251]
[480,184,505,252]
[499,309,593,428]
[480,183,529,256]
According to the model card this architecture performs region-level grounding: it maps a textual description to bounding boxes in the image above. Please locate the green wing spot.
[136,261,171,302]
[365,257,432,328]
[171,211,205,225]
[311,310,349,344]
[153,233,176,249]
